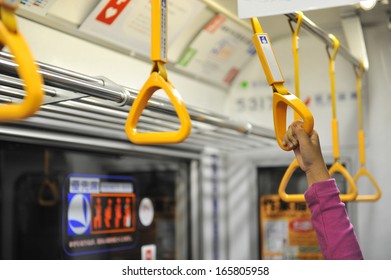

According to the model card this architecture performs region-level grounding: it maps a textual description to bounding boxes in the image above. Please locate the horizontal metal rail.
[0,51,275,143]
[285,12,362,69]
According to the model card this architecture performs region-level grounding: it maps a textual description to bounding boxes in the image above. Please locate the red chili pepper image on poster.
[96,0,132,25]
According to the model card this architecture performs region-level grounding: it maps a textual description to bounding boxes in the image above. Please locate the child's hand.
[282,121,330,186]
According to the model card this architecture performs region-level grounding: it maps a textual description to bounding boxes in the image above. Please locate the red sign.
[96,0,132,25]
[91,193,136,234]
[205,15,226,33]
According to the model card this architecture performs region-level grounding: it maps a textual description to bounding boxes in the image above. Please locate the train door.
[0,141,191,260]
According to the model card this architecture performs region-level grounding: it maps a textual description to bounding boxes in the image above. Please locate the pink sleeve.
[304,179,364,260]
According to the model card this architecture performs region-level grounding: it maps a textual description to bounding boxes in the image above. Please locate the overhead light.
[359,0,377,10]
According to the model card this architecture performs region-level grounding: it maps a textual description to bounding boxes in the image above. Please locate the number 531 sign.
[237,0,362,19]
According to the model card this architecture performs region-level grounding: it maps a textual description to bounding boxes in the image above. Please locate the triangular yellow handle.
[278,159,306,202]
[125,72,191,145]
[0,8,44,121]
[329,162,358,202]
[38,178,59,207]
[273,92,314,151]
[353,168,382,201]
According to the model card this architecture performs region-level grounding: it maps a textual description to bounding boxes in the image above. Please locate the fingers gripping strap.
[125,72,191,145]
[278,159,306,202]
[329,162,358,202]
[0,20,44,121]
[273,92,314,151]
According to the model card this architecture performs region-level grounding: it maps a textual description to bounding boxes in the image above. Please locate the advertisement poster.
[176,14,255,86]
[79,0,205,60]
[63,174,137,256]
[260,195,322,260]
[19,0,57,15]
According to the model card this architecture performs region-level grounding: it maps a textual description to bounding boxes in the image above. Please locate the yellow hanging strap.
[326,34,358,202]
[278,12,306,202]
[0,0,44,121]
[38,149,59,207]
[125,0,191,145]
[250,16,313,151]
[352,62,381,201]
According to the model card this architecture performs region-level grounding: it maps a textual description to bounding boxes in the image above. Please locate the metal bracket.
[95,76,131,107]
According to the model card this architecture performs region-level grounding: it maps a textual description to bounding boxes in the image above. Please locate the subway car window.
[0,141,190,260]
[257,166,347,260]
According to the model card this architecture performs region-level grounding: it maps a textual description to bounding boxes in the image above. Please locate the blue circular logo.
[67,194,91,235]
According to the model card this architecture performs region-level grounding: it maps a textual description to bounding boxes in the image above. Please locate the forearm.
[304,179,364,260]
[305,161,330,187]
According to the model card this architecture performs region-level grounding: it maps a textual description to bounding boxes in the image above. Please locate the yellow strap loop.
[278,12,305,202]
[354,168,382,202]
[326,34,358,202]
[250,17,263,33]
[0,5,17,33]
[291,12,303,121]
[354,61,366,166]
[250,16,314,151]
[38,149,59,207]
[327,34,340,121]
[327,34,340,159]
[328,162,358,202]
[125,72,191,144]
[278,159,304,202]
[0,3,44,121]
[352,61,381,202]
[354,62,365,133]
[125,0,191,144]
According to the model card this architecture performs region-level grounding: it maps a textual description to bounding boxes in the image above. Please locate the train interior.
[0,0,390,260]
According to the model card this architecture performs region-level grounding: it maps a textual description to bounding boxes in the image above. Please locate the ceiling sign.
[237,0,362,19]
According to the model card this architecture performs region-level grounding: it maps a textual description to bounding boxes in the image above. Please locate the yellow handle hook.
[0,4,44,121]
[125,0,191,144]
[125,73,191,145]
[278,12,307,202]
[326,34,358,202]
[251,16,314,151]
[352,61,381,202]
